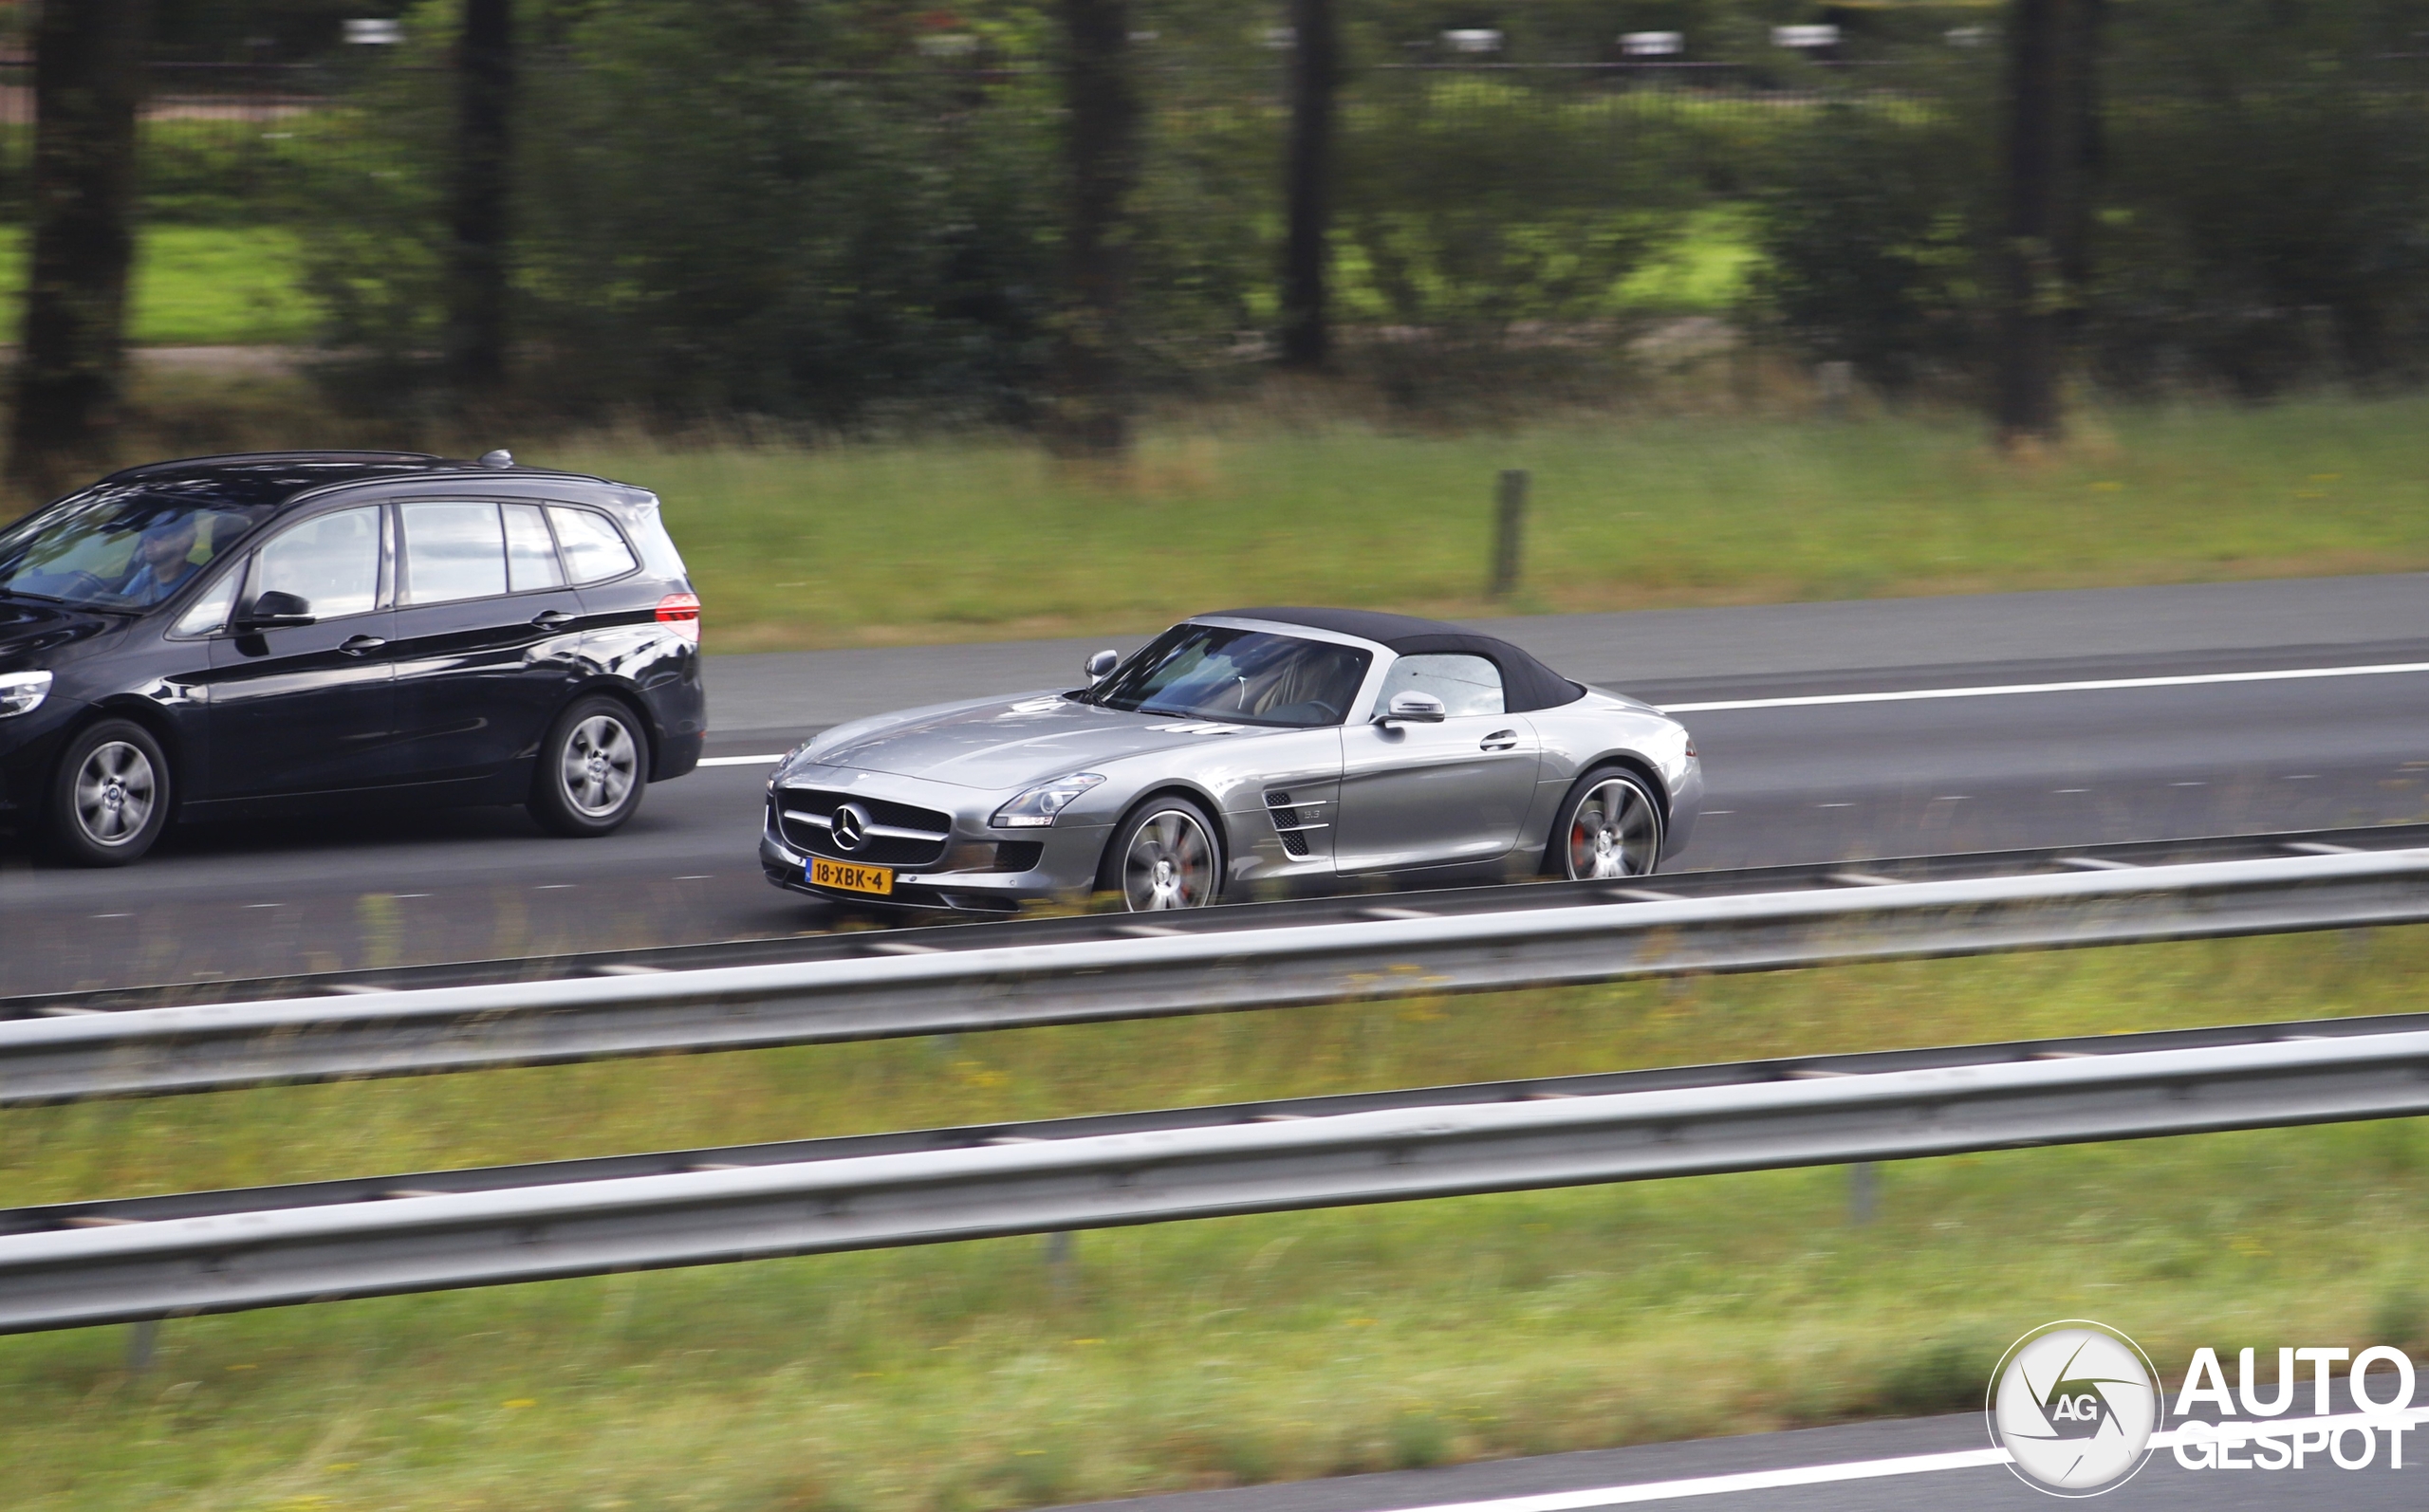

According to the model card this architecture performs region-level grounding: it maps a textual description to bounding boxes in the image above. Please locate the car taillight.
[656,593,701,645]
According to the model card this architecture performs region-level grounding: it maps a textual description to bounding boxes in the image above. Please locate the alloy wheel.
[1122,808,1215,911]
[73,741,158,849]
[560,714,639,817]
[1566,776,1660,879]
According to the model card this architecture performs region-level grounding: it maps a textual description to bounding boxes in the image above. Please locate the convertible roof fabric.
[1207,605,1585,712]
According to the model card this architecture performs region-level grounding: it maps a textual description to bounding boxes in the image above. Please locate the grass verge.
[538,392,2429,652]
[8,927,2429,1509]
[0,227,317,347]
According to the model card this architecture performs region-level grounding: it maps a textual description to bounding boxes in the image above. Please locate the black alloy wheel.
[45,718,173,866]
[529,695,648,837]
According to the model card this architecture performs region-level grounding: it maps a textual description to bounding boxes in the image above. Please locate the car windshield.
[1085,624,1372,728]
[0,484,269,612]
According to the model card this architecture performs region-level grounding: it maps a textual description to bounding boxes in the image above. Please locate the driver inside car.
[111,514,206,606]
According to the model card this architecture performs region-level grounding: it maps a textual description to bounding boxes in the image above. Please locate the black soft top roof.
[1206,605,1585,712]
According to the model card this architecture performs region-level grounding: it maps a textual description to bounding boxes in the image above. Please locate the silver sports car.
[758,607,1701,913]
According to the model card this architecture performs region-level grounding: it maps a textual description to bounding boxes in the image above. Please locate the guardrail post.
[1848,1161,1878,1226]
[1490,470,1528,599]
[1043,1229,1076,1299]
[126,1318,158,1374]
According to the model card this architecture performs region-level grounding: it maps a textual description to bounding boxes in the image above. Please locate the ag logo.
[1989,1321,2164,1496]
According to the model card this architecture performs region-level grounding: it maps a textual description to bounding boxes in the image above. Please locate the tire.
[528,695,648,838]
[1098,795,1224,912]
[43,719,172,867]
[1546,766,1664,881]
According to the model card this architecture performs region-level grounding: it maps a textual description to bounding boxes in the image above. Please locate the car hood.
[806,691,1268,790]
[0,596,117,670]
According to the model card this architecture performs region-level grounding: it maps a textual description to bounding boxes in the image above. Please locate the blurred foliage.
[1741,0,2429,399]
[253,0,2429,418]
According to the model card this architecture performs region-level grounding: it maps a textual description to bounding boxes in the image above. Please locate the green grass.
[9,928,2429,1510]
[534,392,2429,651]
[0,226,318,346]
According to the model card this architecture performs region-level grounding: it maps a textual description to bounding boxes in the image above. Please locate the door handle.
[530,611,577,629]
[1479,729,1520,751]
[337,635,388,656]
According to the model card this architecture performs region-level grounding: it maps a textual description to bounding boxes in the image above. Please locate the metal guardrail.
[7,845,2429,1106]
[22,822,2426,1018]
[7,1023,2429,1333]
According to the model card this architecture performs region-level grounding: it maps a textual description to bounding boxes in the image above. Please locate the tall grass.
[8,927,2429,1509]
[534,392,2429,651]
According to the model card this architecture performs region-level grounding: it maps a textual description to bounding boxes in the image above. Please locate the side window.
[399,501,508,604]
[547,506,638,584]
[254,506,381,619]
[503,503,566,591]
[1379,653,1505,717]
[169,569,242,637]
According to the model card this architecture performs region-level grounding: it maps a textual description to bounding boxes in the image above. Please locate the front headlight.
[0,671,51,718]
[991,771,1106,828]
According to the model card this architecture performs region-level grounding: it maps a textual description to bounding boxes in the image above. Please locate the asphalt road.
[3,572,2424,997]
[1047,1389,2429,1512]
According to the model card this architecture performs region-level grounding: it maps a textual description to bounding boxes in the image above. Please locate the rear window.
[547,506,639,583]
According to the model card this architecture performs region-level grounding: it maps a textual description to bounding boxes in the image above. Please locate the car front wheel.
[529,695,648,837]
[45,718,173,866]
[1548,767,1663,880]
[1101,796,1223,911]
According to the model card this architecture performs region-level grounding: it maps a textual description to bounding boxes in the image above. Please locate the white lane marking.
[1662,659,2429,714]
[700,754,784,767]
[1381,1446,2010,1511]
[1390,1410,2429,1512]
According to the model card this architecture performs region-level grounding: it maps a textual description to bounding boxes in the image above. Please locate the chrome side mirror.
[1085,648,1121,681]
[1378,690,1447,725]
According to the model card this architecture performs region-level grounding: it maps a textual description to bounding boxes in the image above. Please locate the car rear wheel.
[1101,796,1223,911]
[1548,767,1663,880]
[528,695,647,837]
[45,719,172,867]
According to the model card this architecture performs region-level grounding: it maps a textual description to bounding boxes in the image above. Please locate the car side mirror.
[1378,690,1447,726]
[238,589,316,631]
[1085,649,1121,681]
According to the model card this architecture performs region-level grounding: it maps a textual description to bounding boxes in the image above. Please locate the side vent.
[1264,789,1328,858]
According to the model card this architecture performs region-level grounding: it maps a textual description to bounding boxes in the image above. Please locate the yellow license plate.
[810,857,895,895]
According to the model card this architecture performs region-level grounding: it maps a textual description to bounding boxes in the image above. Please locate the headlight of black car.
[991,772,1106,828]
[0,670,51,718]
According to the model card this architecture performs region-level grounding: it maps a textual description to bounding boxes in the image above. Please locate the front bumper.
[759,764,1112,912]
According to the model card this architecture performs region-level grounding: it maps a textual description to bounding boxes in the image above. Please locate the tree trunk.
[447,0,513,397]
[1278,0,1338,371]
[8,0,150,498]
[1047,0,1140,456]
[1996,0,2067,446]
[2058,0,2104,313]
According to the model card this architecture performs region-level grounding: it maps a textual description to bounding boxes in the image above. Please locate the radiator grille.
[778,788,954,869]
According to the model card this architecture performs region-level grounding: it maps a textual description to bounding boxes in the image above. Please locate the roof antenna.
[478,449,513,469]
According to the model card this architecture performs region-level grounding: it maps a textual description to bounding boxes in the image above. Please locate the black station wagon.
[0,451,706,865]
